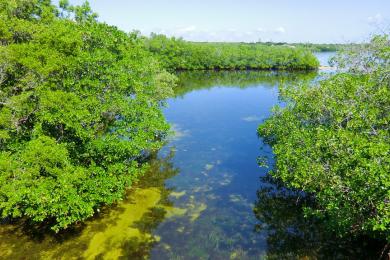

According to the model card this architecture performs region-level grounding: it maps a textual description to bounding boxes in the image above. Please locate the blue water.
[151,72,285,258]
[0,56,380,259]
[315,51,336,66]
[148,69,379,259]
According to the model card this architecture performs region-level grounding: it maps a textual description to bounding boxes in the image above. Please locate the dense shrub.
[0,0,175,231]
[258,35,390,242]
[144,34,319,71]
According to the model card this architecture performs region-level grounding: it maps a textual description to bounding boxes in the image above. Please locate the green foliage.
[144,34,319,71]
[251,41,352,52]
[174,70,317,97]
[289,43,351,52]
[0,0,175,231]
[253,175,385,259]
[258,35,390,241]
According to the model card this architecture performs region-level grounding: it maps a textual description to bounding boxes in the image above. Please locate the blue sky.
[61,0,389,43]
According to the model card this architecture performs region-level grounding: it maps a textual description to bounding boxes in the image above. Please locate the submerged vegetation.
[254,175,386,259]
[0,0,175,231]
[259,35,390,244]
[0,152,181,259]
[0,0,321,233]
[144,34,319,71]
[0,0,388,258]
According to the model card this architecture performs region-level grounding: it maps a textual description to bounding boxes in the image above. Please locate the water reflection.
[253,175,385,259]
[174,70,317,97]
[149,70,319,259]
[1,69,379,259]
[0,151,180,259]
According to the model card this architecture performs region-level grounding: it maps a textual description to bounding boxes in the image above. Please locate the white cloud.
[177,25,197,33]
[273,26,286,34]
[142,25,288,42]
[367,13,383,24]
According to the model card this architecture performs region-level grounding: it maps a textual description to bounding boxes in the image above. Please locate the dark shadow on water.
[254,174,387,259]
[119,237,158,260]
[0,150,181,259]
[0,215,87,243]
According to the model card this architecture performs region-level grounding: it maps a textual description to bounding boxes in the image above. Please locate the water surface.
[0,68,382,259]
[315,51,336,67]
[149,70,380,259]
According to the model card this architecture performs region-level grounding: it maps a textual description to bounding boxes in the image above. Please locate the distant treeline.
[143,34,320,71]
[289,43,354,52]
[250,42,352,52]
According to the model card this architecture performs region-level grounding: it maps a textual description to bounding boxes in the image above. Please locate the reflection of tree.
[0,150,180,259]
[253,175,385,259]
[174,70,317,97]
[138,149,180,190]
[132,149,181,233]
[120,149,182,259]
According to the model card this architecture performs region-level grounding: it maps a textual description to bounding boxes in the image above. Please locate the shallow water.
[0,68,383,259]
[149,70,381,259]
[315,51,336,66]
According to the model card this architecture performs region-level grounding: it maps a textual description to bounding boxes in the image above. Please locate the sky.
[60,0,390,43]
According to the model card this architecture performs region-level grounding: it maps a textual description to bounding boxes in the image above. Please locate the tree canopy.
[144,34,319,71]
[259,35,390,242]
[0,0,175,231]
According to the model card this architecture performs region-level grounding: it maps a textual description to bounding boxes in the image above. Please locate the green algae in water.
[169,190,186,199]
[188,203,207,222]
[163,206,187,219]
[1,70,384,259]
[0,185,191,259]
[204,164,214,171]
[0,154,185,259]
[149,70,384,259]
[82,188,162,259]
[0,188,163,259]
[169,123,190,141]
